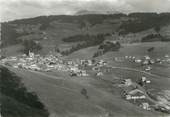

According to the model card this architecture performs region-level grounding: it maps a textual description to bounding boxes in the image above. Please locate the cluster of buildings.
[0,51,109,77]
[125,54,170,65]
[119,76,170,113]
[120,77,152,111]
[115,54,170,72]
[0,51,86,76]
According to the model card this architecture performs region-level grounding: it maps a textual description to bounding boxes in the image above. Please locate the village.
[0,51,170,114]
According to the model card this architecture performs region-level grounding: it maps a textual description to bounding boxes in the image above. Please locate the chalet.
[70,70,88,77]
[125,56,128,59]
[69,66,79,72]
[115,57,124,62]
[87,60,93,66]
[92,67,100,71]
[10,56,17,61]
[150,59,155,64]
[140,103,151,110]
[138,76,151,86]
[165,54,169,58]
[96,72,103,76]
[12,64,19,68]
[132,56,136,59]
[97,60,107,66]
[142,60,149,65]
[29,50,35,58]
[125,89,146,100]
[79,70,88,76]
[29,64,41,71]
[123,79,133,86]
[144,55,151,60]
[145,66,152,71]
[135,59,142,63]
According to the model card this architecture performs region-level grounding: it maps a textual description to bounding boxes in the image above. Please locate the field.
[5,66,166,117]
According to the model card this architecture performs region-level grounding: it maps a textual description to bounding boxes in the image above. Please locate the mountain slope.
[1,13,170,56]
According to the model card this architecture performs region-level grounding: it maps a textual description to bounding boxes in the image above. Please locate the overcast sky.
[1,0,170,21]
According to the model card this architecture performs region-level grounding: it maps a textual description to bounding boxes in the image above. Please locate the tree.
[81,88,89,99]
[147,47,154,52]
[22,40,42,55]
[154,26,160,33]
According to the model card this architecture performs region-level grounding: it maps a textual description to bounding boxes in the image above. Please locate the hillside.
[4,65,167,117]
[0,66,49,117]
[1,13,170,56]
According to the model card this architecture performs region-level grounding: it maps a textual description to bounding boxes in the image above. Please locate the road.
[107,65,170,79]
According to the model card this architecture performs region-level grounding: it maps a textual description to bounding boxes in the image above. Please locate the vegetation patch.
[61,34,105,55]
[0,66,49,117]
[119,13,170,35]
[93,41,121,57]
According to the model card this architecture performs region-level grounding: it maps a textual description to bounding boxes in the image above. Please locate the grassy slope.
[0,66,49,117]
[65,46,98,60]
[67,42,170,60]
[0,93,47,117]
[5,66,164,117]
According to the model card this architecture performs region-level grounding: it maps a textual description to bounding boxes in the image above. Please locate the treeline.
[141,34,170,42]
[141,34,163,42]
[1,23,25,47]
[61,34,105,55]
[0,67,49,117]
[119,13,170,35]
[6,13,170,32]
[93,41,121,57]
[62,34,93,42]
[62,33,110,43]
[8,14,127,30]
[22,40,42,55]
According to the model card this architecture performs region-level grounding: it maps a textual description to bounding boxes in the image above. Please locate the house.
[96,72,103,76]
[29,64,41,71]
[150,59,155,64]
[115,57,124,62]
[123,79,133,86]
[138,76,151,86]
[98,60,107,66]
[70,66,79,72]
[70,72,77,77]
[87,60,93,66]
[13,64,18,68]
[80,70,89,76]
[10,56,17,61]
[92,67,100,71]
[29,50,35,58]
[145,66,152,71]
[165,54,169,58]
[132,56,136,59]
[125,56,128,59]
[140,103,151,110]
[144,55,151,60]
[142,60,149,65]
[135,59,142,63]
[125,89,146,100]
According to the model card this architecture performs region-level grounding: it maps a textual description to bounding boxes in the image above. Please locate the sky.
[0,0,170,21]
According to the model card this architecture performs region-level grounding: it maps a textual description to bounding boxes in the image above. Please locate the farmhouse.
[96,72,103,76]
[140,103,151,110]
[125,89,146,100]
[123,79,133,86]
[138,76,151,86]
[135,59,142,63]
